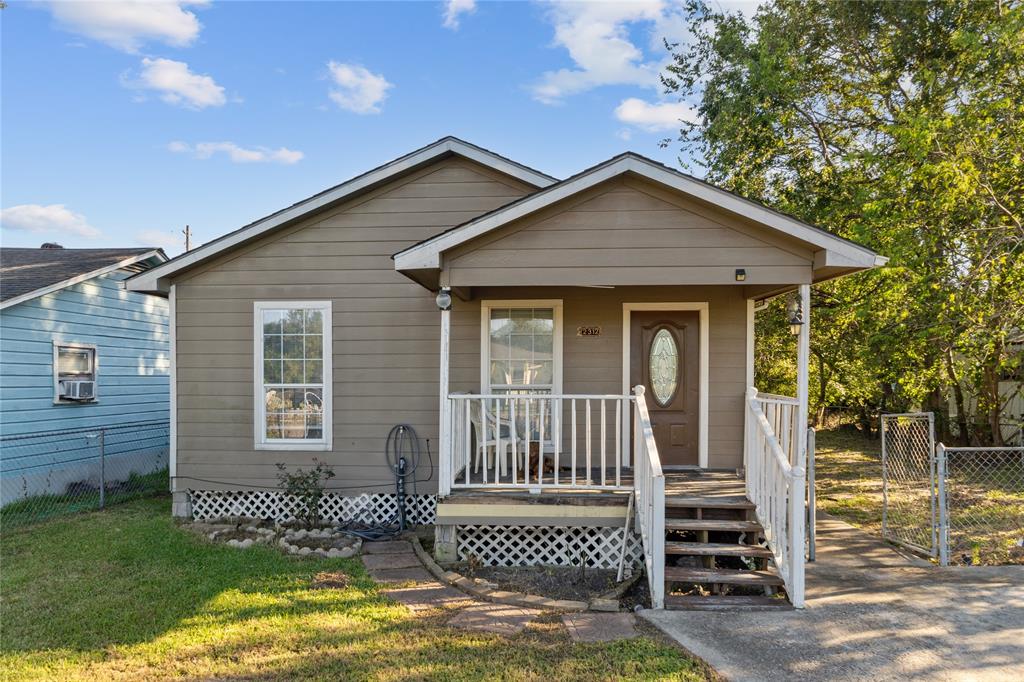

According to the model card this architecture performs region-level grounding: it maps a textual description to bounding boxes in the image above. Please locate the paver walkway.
[562,612,638,642]
[447,604,543,636]
[641,514,1024,681]
[364,538,642,642]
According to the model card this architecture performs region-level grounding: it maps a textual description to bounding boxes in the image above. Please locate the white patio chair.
[469,400,521,476]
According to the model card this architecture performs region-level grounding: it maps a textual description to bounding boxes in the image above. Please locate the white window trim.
[52,341,99,405]
[621,302,709,469]
[480,299,563,395]
[253,300,333,451]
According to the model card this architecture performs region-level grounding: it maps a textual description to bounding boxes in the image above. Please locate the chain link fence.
[881,413,937,557]
[939,445,1024,566]
[1,420,169,528]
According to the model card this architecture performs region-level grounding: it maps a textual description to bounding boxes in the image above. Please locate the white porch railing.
[632,386,665,609]
[446,393,632,491]
[745,387,806,607]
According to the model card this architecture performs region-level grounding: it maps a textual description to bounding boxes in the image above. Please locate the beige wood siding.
[172,158,535,493]
[452,285,748,470]
[446,177,814,287]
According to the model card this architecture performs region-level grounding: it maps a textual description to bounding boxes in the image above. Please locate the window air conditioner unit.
[61,380,96,401]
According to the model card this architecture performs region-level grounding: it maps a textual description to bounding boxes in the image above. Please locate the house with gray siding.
[0,245,169,505]
[126,137,885,609]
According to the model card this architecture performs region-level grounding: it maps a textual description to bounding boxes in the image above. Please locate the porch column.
[791,282,810,606]
[796,284,810,465]
[438,292,452,497]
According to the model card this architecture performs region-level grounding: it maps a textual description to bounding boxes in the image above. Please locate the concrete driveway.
[642,515,1024,681]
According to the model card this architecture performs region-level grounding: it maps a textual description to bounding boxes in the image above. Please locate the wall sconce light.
[786,295,803,335]
[435,287,452,311]
[735,268,746,282]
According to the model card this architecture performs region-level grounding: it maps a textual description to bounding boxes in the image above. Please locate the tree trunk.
[945,346,971,446]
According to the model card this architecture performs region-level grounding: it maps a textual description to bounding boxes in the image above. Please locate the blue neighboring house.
[0,244,170,505]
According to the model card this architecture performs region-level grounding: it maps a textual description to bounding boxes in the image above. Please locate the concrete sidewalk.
[641,515,1024,681]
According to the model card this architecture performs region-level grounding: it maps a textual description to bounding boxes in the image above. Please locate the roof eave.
[126,138,556,293]
[0,249,167,310]
[394,155,885,275]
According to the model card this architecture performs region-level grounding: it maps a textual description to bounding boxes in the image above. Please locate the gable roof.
[125,137,557,294]
[393,152,887,274]
[0,247,167,310]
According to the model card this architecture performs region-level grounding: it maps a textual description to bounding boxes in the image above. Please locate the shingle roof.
[0,247,162,303]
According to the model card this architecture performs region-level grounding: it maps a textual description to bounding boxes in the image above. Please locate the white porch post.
[438,297,452,497]
[744,298,755,473]
[791,282,810,606]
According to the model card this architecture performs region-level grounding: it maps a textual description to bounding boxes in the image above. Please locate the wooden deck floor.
[447,469,747,506]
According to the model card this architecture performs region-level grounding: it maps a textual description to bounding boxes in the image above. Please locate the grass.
[0,468,169,529]
[814,428,1024,565]
[0,497,711,681]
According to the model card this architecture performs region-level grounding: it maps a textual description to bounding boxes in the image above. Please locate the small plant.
[276,459,335,528]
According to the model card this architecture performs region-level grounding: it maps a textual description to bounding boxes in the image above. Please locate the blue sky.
[1,1,755,255]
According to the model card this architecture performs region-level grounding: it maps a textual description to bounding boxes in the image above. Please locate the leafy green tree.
[662,0,1024,443]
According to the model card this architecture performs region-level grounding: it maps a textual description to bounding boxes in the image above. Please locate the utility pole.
[183,224,192,252]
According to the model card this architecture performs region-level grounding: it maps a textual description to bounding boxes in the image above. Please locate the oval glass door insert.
[649,328,679,406]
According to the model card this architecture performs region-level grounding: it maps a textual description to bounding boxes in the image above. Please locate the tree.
[662,0,1024,443]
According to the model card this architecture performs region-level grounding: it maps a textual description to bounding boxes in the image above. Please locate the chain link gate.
[881,412,937,558]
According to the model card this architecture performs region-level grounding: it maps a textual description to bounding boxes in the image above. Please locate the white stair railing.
[745,387,806,607]
[632,385,665,609]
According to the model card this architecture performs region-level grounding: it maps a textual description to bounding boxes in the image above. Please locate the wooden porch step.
[664,566,784,587]
[664,496,755,510]
[665,519,763,533]
[665,541,773,558]
[665,595,792,611]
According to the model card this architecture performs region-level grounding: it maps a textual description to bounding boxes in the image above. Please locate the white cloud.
[326,62,393,114]
[531,1,671,104]
[136,228,184,252]
[0,204,101,238]
[442,0,476,30]
[168,141,304,164]
[133,57,226,109]
[614,97,698,131]
[43,1,207,53]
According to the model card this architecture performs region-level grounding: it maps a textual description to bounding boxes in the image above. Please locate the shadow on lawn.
[0,496,381,653]
[0,496,709,680]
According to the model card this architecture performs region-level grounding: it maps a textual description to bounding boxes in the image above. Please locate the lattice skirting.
[188,489,437,526]
[456,525,643,572]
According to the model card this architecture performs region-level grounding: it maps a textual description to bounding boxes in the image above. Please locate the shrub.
[275,460,335,528]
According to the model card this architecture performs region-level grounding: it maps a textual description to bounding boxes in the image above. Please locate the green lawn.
[0,497,710,681]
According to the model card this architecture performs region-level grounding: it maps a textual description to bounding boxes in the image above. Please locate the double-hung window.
[255,301,332,450]
[53,342,98,403]
[482,300,563,396]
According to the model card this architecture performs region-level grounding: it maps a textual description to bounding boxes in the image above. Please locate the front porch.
[389,156,884,609]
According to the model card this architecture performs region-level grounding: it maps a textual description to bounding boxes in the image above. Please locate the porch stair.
[659,481,791,611]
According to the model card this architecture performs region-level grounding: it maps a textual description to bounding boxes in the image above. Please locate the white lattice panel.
[457,525,643,572]
[188,490,436,526]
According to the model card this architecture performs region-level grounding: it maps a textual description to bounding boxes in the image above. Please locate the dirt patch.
[464,565,621,602]
[311,571,350,589]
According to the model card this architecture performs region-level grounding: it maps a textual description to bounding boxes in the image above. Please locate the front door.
[630,311,700,467]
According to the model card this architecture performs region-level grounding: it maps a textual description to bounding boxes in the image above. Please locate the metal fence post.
[98,428,106,510]
[936,442,948,566]
[928,412,937,558]
[881,416,888,539]
[807,427,816,562]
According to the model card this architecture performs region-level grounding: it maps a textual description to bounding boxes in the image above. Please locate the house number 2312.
[577,326,602,336]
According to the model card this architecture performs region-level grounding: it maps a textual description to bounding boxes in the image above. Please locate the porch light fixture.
[735,268,746,282]
[435,287,452,311]
[786,295,803,335]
